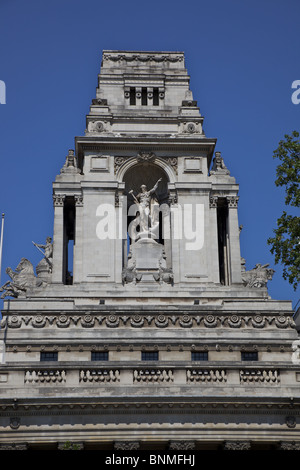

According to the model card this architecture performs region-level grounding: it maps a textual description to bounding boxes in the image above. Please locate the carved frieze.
[169,441,195,450]
[0,443,28,450]
[279,441,300,450]
[285,416,296,428]
[103,53,184,63]
[224,441,251,450]
[114,441,140,450]
[3,312,295,330]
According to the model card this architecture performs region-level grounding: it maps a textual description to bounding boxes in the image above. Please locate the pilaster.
[52,194,65,283]
[227,196,242,284]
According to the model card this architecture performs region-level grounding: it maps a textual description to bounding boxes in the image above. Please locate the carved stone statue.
[129,178,161,239]
[33,237,53,272]
[210,151,230,175]
[60,149,80,174]
[242,263,275,288]
[0,258,36,298]
[122,248,141,285]
[33,237,53,286]
[124,177,173,284]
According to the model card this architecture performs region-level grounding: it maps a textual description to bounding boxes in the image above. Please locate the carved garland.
[3,313,295,330]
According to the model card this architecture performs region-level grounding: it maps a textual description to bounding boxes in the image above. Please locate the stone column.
[136,87,142,105]
[227,196,242,284]
[52,194,65,283]
[73,195,83,283]
[147,87,153,106]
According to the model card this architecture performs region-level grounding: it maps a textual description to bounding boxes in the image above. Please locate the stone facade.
[0,50,299,451]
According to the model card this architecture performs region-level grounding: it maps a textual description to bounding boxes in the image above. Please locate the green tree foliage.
[267,131,300,290]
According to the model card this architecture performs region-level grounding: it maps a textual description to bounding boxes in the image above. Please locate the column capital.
[209,195,218,208]
[227,195,239,208]
[53,194,66,207]
[74,195,83,206]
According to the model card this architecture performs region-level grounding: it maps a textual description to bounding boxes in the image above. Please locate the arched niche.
[121,161,172,270]
[123,162,169,207]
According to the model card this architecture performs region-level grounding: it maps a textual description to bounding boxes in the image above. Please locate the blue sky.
[0,0,299,308]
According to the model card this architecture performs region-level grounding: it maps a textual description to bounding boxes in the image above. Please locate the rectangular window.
[142,351,158,361]
[241,351,258,361]
[153,88,159,106]
[141,87,147,106]
[130,87,136,105]
[91,351,109,361]
[40,351,58,362]
[191,351,208,361]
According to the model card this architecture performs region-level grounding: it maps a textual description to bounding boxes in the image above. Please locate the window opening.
[40,351,58,362]
[130,87,136,105]
[153,88,159,106]
[241,351,258,361]
[141,87,147,105]
[142,351,159,361]
[91,351,109,361]
[191,351,208,361]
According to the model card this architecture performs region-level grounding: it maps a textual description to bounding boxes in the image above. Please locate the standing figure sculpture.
[129,178,162,239]
[33,237,53,272]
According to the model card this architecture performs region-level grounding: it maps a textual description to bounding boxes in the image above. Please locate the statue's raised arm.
[149,178,162,195]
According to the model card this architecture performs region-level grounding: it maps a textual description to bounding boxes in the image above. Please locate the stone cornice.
[0,397,299,417]
[75,135,216,154]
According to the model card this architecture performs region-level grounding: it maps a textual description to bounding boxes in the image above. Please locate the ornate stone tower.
[0,51,299,451]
